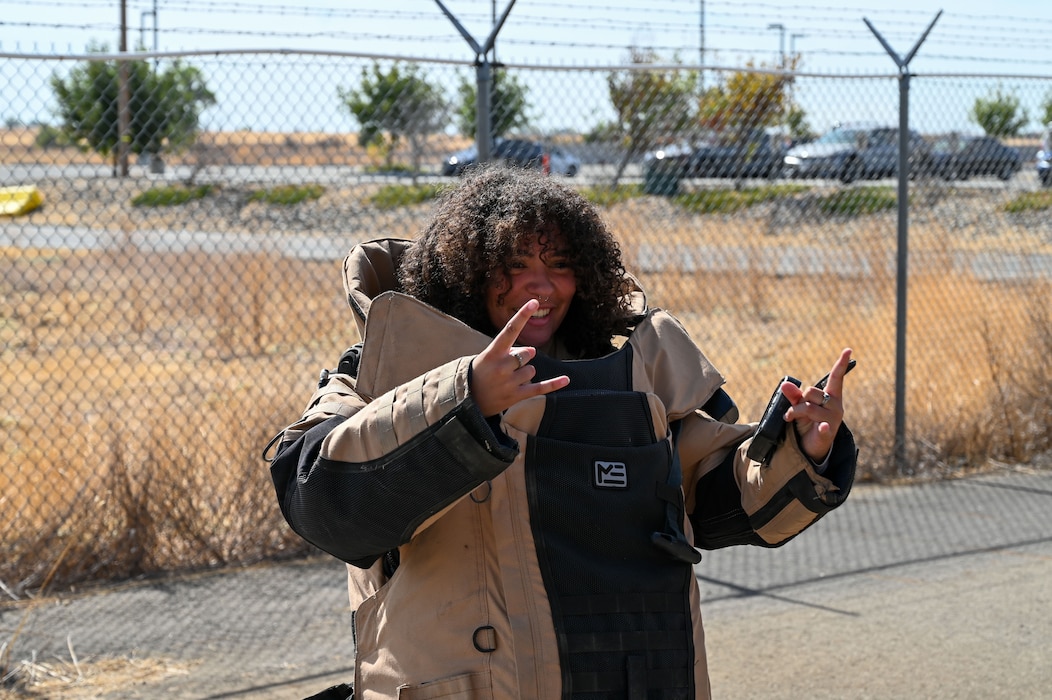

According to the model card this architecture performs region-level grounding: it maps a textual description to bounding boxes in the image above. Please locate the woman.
[270,164,856,700]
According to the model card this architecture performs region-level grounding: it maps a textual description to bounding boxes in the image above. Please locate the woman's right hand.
[469,299,570,417]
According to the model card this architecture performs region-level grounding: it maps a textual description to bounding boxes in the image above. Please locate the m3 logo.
[594,461,627,488]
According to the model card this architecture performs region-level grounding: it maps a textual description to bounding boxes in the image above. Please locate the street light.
[699,0,706,90]
[791,32,806,58]
[767,22,786,67]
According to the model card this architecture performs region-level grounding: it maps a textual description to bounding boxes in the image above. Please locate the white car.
[547,146,580,177]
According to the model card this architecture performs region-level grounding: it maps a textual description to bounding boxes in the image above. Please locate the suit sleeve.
[681,411,857,550]
[269,357,518,568]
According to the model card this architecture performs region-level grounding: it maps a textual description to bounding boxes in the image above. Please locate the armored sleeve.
[681,412,857,550]
[270,357,518,568]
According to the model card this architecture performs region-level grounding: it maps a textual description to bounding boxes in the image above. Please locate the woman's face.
[485,231,577,352]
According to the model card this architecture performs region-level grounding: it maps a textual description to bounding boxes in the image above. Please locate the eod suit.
[270,238,857,700]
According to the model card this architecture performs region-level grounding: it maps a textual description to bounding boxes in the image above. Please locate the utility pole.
[117,0,130,177]
[698,0,705,90]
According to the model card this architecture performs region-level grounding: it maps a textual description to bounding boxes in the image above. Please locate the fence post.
[434,0,517,164]
[864,11,942,473]
[117,0,131,177]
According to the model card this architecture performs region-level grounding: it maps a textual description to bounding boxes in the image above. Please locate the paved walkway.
[2,467,1050,699]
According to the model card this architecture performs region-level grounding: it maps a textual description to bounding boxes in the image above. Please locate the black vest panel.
[525,345,695,700]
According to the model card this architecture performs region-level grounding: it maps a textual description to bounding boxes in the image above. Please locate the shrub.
[816,186,897,215]
[368,183,447,209]
[131,184,215,207]
[248,183,325,205]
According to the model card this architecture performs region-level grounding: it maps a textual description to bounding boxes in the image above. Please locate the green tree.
[455,69,530,139]
[50,42,215,159]
[785,104,815,143]
[338,61,447,175]
[971,87,1028,137]
[1040,91,1052,127]
[697,59,795,142]
[607,48,697,185]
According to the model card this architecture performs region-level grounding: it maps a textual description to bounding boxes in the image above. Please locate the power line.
[2,0,1049,69]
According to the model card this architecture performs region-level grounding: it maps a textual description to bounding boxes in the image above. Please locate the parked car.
[440,138,579,176]
[1037,124,1052,187]
[782,124,932,183]
[548,146,581,177]
[928,134,1022,181]
[640,130,785,192]
[685,131,786,179]
[641,140,690,174]
[441,144,479,176]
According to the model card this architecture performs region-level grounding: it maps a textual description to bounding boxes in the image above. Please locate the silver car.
[783,124,931,183]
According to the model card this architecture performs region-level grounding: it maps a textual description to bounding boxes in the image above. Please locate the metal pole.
[894,69,910,472]
[434,0,516,165]
[864,11,941,472]
[767,23,786,67]
[698,0,705,90]
[477,61,493,163]
[117,0,130,177]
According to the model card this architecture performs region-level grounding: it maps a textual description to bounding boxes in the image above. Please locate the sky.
[1,1,1050,135]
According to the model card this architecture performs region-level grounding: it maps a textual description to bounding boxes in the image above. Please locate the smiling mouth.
[531,308,551,319]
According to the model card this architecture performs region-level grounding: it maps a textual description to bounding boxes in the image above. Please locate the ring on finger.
[512,349,528,369]
[820,391,831,406]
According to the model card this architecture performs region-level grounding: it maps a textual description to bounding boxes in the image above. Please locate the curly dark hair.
[398,164,634,358]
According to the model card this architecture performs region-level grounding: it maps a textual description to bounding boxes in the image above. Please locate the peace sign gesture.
[469,299,571,417]
[781,348,854,462]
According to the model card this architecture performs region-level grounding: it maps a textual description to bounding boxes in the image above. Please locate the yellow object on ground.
[0,185,44,216]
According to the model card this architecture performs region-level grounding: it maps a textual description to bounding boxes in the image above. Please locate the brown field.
[4,126,471,169]
[2,129,1052,598]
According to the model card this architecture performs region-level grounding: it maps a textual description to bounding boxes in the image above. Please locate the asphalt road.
[1,160,1049,192]
[2,466,1050,699]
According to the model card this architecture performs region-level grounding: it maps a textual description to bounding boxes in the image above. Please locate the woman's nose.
[524,268,555,295]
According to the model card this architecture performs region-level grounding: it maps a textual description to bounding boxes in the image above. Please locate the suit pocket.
[397,670,492,699]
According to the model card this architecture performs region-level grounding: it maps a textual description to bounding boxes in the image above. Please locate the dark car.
[782,124,932,183]
[929,134,1022,181]
[683,131,786,179]
[440,137,553,176]
[641,130,785,192]
[441,143,479,176]
[494,138,544,170]
[1037,124,1052,187]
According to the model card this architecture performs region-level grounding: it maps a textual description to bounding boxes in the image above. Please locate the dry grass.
[607,195,1052,479]
[0,246,356,599]
[2,130,1051,606]
[0,653,192,699]
[4,126,471,170]
[3,237,1049,600]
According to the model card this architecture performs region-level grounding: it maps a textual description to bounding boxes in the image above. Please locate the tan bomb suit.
[270,239,857,700]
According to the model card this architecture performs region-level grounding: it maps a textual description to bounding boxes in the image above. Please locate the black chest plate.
[525,345,695,699]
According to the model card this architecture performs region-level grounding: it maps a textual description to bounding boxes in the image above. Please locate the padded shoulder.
[628,309,727,420]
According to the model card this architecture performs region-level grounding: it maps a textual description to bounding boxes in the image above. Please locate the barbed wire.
[6,0,1045,30]
[1,0,1049,69]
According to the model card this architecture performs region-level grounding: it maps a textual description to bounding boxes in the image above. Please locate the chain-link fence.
[2,48,1051,695]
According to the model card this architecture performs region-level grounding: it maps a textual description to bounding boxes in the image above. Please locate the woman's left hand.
[781,348,853,463]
